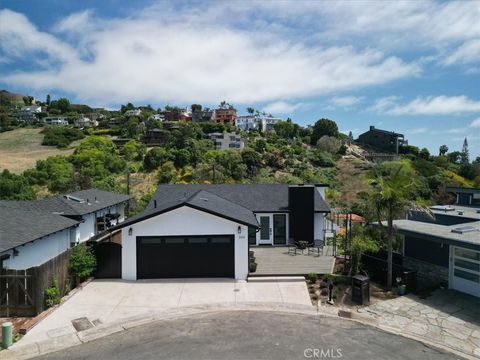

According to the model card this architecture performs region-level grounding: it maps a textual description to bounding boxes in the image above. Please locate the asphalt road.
[35,311,457,360]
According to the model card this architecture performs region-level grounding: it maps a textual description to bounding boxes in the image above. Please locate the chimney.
[288,185,314,244]
[369,125,375,131]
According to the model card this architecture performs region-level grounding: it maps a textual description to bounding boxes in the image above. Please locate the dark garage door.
[136,235,234,279]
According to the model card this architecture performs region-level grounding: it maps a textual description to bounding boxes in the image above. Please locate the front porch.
[250,246,335,276]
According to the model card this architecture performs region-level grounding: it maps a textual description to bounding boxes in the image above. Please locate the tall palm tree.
[367,164,418,289]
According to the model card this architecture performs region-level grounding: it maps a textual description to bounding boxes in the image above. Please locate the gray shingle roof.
[113,189,259,229]
[0,207,79,253]
[148,184,330,213]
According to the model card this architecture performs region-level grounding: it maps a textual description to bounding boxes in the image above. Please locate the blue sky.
[1,0,479,157]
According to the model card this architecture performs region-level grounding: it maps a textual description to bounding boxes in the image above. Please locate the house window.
[248,227,257,245]
[273,214,287,245]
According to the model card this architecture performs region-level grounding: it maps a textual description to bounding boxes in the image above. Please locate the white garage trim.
[449,245,480,298]
[121,206,248,280]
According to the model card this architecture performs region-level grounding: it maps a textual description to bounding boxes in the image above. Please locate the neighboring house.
[86,113,105,122]
[236,115,282,132]
[106,184,330,280]
[213,105,237,124]
[74,115,98,128]
[18,105,42,122]
[191,109,214,122]
[0,189,130,270]
[125,109,142,116]
[207,132,245,150]
[163,108,191,122]
[390,190,480,298]
[44,116,68,126]
[142,128,169,146]
[108,118,123,126]
[357,126,408,154]
[149,114,165,121]
[446,186,480,207]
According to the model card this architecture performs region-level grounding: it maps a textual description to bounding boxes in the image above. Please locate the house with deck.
[102,184,331,281]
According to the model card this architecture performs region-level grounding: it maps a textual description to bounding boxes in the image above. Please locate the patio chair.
[288,240,308,255]
[308,239,325,257]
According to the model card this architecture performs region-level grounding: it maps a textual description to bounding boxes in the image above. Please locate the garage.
[451,246,480,297]
[136,235,234,279]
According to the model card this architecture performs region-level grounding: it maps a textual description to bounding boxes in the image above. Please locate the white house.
[74,115,98,128]
[125,109,142,116]
[236,115,283,132]
[207,132,245,150]
[44,116,68,126]
[18,105,42,122]
[0,189,130,270]
[106,184,330,281]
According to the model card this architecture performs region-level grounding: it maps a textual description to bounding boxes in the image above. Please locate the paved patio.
[364,289,480,358]
[251,245,335,276]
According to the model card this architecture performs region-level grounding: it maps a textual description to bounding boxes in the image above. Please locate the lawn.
[0,128,76,174]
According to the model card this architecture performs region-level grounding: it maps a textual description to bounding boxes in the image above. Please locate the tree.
[461,138,469,164]
[69,244,96,285]
[144,147,170,171]
[363,163,419,289]
[22,96,34,105]
[46,94,51,105]
[439,144,448,156]
[241,148,262,175]
[311,118,339,144]
[246,107,255,115]
[50,97,71,113]
[418,148,430,160]
[350,225,379,275]
[348,131,354,143]
[191,104,202,112]
[447,151,462,164]
[316,136,341,154]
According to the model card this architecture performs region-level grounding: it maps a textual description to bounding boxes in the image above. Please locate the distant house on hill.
[18,105,42,122]
[74,115,98,128]
[192,109,214,122]
[44,116,68,126]
[213,103,237,124]
[207,132,244,150]
[143,128,169,146]
[357,126,407,154]
[125,109,142,117]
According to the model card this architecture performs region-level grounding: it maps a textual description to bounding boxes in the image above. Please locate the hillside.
[0,128,75,173]
[0,89,29,104]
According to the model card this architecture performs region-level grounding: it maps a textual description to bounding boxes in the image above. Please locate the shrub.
[306,272,318,284]
[69,244,97,284]
[44,278,61,308]
[42,127,85,148]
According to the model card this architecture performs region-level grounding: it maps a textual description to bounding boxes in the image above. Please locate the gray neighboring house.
[207,132,245,150]
[392,189,480,298]
[357,126,408,154]
[0,189,130,270]
[446,186,480,207]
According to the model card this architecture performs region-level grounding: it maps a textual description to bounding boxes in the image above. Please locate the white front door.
[450,246,480,298]
[258,215,272,245]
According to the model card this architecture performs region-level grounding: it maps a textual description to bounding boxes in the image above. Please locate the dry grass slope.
[0,128,75,174]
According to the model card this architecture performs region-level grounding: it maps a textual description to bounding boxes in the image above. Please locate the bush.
[306,272,318,284]
[69,244,96,284]
[42,127,85,148]
[44,278,61,308]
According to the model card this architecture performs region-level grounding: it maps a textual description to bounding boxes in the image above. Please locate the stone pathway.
[363,289,480,358]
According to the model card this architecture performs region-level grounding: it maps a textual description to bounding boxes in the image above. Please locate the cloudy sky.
[0,0,479,157]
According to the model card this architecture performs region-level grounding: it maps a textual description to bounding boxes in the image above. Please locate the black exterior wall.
[404,235,449,267]
[288,185,314,243]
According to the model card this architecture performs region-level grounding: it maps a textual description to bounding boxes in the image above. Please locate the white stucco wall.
[314,213,326,241]
[1,229,71,270]
[77,203,127,243]
[121,206,248,280]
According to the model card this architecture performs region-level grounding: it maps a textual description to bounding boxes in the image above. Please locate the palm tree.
[365,164,423,289]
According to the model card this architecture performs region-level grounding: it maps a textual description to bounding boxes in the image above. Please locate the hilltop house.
[44,116,68,126]
[357,126,407,154]
[18,105,42,122]
[207,132,245,150]
[97,184,330,280]
[0,189,130,270]
[192,109,214,123]
[390,187,480,298]
[213,104,237,124]
[236,115,282,132]
[74,115,98,128]
[125,109,142,116]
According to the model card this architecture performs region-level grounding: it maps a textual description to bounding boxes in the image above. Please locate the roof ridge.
[189,189,255,213]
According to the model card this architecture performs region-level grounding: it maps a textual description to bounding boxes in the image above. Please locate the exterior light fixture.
[237,226,241,234]
[128,227,133,236]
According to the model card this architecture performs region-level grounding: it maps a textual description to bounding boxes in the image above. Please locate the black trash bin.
[352,275,370,305]
[402,270,417,294]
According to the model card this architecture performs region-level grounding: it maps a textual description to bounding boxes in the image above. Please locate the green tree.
[363,163,419,289]
[157,161,177,183]
[46,94,51,106]
[54,98,71,113]
[69,244,96,285]
[439,144,448,156]
[0,170,36,200]
[311,118,339,144]
[350,225,379,275]
[241,148,262,175]
[246,107,255,114]
[144,147,170,171]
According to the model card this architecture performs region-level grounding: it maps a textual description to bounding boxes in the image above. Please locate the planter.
[249,262,257,273]
[397,284,406,296]
[249,256,256,263]
[249,251,254,258]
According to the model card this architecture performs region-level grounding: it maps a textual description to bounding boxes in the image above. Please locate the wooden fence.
[0,248,73,317]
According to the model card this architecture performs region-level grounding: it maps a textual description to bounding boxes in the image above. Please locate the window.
[164,238,185,244]
[455,248,480,261]
[454,269,479,282]
[211,237,231,244]
[141,238,163,244]
[188,237,208,244]
[273,214,287,245]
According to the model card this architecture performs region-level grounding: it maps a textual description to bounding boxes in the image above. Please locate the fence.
[0,248,73,317]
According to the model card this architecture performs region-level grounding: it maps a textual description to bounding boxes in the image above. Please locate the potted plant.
[249,262,257,272]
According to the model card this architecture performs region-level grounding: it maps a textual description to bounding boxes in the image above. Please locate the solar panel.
[451,226,478,234]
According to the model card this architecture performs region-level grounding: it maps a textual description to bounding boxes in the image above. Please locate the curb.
[1,302,475,360]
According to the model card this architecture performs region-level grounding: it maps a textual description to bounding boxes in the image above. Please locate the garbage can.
[402,270,417,294]
[352,275,370,305]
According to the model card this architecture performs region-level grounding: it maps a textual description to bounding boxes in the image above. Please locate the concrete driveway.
[18,278,311,347]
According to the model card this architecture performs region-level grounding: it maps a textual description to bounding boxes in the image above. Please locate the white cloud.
[0,8,420,105]
[330,96,363,107]
[369,95,480,115]
[263,101,304,114]
[471,118,480,128]
[54,10,93,34]
[410,128,428,134]
[443,39,480,66]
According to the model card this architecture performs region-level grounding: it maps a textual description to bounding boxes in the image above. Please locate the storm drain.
[71,317,94,332]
